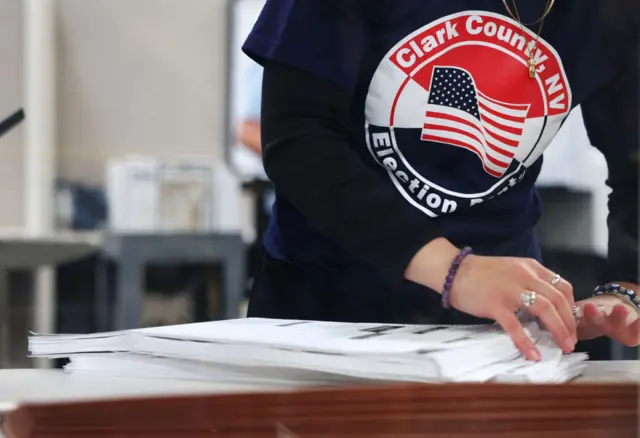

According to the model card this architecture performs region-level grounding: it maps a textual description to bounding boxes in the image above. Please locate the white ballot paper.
[29,318,588,384]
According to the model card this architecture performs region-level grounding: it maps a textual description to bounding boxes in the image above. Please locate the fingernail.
[528,349,542,362]
[563,338,575,352]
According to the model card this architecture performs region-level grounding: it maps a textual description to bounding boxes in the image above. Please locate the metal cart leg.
[221,241,244,320]
[0,270,10,368]
[114,258,143,330]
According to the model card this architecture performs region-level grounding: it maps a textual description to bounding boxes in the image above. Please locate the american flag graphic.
[421,67,530,178]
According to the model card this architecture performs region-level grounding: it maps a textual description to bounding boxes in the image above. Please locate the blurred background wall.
[0,0,25,227]
[0,0,231,226]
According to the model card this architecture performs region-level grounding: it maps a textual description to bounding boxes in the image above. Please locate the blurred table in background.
[98,232,245,331]
[0,230,246,369]
[0,231,100,369]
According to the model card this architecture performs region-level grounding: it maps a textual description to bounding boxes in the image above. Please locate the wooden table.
[0,368,290,415]
[1,361,639,437]
[1,361,638,413]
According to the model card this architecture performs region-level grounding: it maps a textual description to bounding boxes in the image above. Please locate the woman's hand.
[576,296,640,346]
[406,238,578,362]
[451,254,577,361]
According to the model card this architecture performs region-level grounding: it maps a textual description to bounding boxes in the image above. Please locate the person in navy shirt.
[242,0,639,360]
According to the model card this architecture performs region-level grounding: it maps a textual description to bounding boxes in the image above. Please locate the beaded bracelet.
[441,246,473,309]
[593,284,640,314]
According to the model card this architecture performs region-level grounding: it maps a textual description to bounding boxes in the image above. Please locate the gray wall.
[0,0,25,227]
[0,0,228,226]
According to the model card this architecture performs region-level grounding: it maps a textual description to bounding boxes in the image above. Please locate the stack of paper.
[29,318,588,385]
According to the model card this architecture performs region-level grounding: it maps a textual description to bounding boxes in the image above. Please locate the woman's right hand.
[406,238,577,361]
[451,253,577,361]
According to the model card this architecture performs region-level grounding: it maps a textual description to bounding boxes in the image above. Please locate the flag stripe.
[421,132,481,158]
[485,140,516,158]
[484,129,519,152]
[423,117,515,160]
[425,105,519,153]
[478,90,531,111]
[424,118,484,147]
[478,104,527,132]
[420,133,505,177]
[477,94,529,119]
[422,123,512,168]
[423,125,513,165]
[424,113,484,143]
[425,105,483,132]
[483,119,522,142]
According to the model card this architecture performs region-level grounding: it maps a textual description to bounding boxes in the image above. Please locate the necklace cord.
[502,0,555,26]
[502,0,555,77]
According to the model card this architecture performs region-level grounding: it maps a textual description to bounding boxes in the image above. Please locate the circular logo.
[365,11,572,217]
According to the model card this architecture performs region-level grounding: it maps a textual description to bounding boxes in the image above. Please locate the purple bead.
[441,246,472,309]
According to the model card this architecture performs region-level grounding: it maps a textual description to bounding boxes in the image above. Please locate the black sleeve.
[260,60,443,280]
[581,58,639,284]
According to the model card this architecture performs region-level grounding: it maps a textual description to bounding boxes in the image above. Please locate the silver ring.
[551,273,561,287]
[520,291,537,308]
[574,305,581,324]
[575,304,606,323]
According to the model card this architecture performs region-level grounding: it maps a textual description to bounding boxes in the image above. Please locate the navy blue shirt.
[243,1,638,289]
